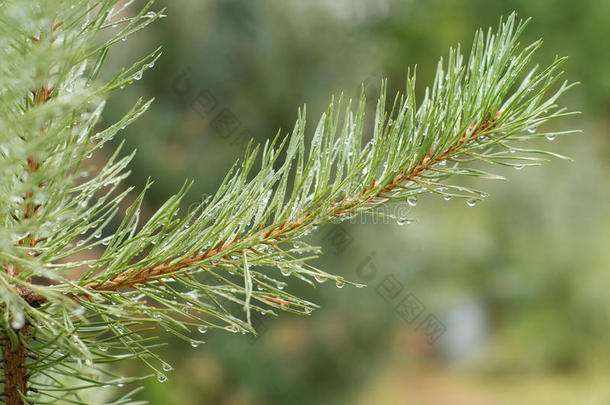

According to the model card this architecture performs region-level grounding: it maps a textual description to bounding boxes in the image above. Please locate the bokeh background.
[100,0,609,404]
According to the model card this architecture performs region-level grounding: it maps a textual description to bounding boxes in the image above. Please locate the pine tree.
[0,1,577,404]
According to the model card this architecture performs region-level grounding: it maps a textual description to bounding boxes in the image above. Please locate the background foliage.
[99,0,608,404]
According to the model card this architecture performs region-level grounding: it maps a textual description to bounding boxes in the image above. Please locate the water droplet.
[396,218,414,226]
[280,266,291,276]
[335,279,345,288]
[86,152,92,159]
[466,198,479,207]
[76,240,85,246]
[313,274,327,283]
[407,196,418,207]
[98,345,108,352]
[225,325,238,333]
[190,340,200,348]
[11,312,25,329]
[134,71,143,81]
[157,373,167,382]
[526,126,537,134]
[443,195,451,201]
[198,325,208,334]
[277,282,286,290]
[545,134,556,141]
[514,165,524,170]
[509,149,516,154]
[304,308,312,314]
[162,362,172,371]
[94,231,102,239]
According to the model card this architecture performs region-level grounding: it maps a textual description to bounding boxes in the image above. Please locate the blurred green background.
[100,0,609,404]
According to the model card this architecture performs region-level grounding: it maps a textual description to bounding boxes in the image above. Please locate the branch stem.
[3,326,29,405]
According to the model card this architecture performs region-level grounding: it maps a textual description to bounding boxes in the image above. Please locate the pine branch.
[82,110,504,294]
[63,14,577,328]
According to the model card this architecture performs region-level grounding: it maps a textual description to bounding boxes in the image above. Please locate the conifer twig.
[81,110,503,294]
